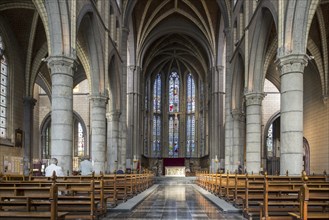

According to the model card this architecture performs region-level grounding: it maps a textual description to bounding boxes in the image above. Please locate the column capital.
[275,54,308,73]
[216,65,224,72]
[128,65,141,72]
[323,95,328,104]
[231,109,245,121]
[224,27,231,37]
[122,26,129,34]
[23,96,37,106]
[244,92,264,106]
[106,111,121,122]
[89,94,108,106]
[211,65,224,73]
[47,56,77,76]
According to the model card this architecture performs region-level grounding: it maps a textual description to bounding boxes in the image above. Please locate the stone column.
[231,109,245,172]
[209,66,225,169]
[118,27,129,170]
[276,54,308,175]
[90,95,108,174]
[47,56,76,174]
[23,96,36,176]
[224,28,234,172]
[106,111,121,173]
[127,65,141,162]
[245,92,264,174]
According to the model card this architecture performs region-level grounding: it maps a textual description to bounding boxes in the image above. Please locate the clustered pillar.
[23,96,36,176]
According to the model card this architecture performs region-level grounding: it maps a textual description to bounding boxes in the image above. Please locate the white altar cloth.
[165,166,186,177]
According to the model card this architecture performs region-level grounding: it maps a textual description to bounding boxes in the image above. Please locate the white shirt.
[80,160,93,175]
[45,164,65,177]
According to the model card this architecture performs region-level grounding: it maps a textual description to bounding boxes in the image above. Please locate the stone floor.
[103,185,246,220]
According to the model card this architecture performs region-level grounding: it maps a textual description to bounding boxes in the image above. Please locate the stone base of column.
[55,155,72,176]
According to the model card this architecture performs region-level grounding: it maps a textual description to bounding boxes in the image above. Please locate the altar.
[165,166,186,177]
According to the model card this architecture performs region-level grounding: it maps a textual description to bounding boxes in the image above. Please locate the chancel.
[0,0,328,219]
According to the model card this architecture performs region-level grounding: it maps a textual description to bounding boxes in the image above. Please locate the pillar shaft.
[106,111,120,173]
[47,56,76,175]
[209,65,225,171]
[224,28,234,172]
[245,92,264,174]
[90,95,108,174]
[118,27,129,170]
[23,97,36,176]
[127,65,141,163]
[231,109,245,172]
[276,54,308,175]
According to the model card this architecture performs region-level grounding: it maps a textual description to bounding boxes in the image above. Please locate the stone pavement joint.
[110,184,159,211]
[192,184,241,213]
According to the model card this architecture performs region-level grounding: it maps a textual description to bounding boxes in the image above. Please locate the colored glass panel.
[152,115,161,157]
[186,115,195,157]
[168,72,179,112]
[0,35,7,139]
[168,115,179,157]
[153,74,161,113]
[187,74,195,113]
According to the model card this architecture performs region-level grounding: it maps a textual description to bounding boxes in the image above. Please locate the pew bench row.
[196,173,329,220]
[0,173,155,219]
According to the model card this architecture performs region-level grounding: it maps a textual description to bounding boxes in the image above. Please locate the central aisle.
[104,185,245,219]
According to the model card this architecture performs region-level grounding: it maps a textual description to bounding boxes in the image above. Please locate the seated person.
[80,156,93,175]
[116,169,124,174]
[45,158,65,177]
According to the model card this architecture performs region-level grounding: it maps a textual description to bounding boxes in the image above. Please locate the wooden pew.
[260,175,329,220]
[289,184,329,219]
[233,174,248,206]
[100,174,118,207]
[4,174,106,219]
[241,174,265,218]
[0,182,68,220]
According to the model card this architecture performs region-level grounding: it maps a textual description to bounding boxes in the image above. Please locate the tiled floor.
[103,185,246,220]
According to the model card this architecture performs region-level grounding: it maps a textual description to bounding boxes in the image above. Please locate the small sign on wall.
[15,128,23,148]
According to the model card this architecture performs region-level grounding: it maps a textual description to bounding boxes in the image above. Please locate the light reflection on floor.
[103,185,245,220]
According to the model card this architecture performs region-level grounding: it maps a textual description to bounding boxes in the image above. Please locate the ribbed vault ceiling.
[132,0,221,79]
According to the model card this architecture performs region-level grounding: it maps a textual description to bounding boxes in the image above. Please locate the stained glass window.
[199,81,204,156]
[43,126,51,159]
[168,72,179,112]
[0,35,7,138]
[199,112,204,156]
[186,74,196,157]
[152,115,161,156]
[152,74,162,157]
[168,115,179,157]
[186,115,196,157]
[187,73,195,113]
[267,124,273,157]
[144,115,148,156]
[144,80,149,156]
[153,74,161,113]
[77,122,85,157]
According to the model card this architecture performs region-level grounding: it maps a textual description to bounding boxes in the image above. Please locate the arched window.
[145,70,201,159]
[152,74,161,157]
[186,73,195,157]
[41,113,87,170]
[168,114,179,157]
[168,72,180,157]
[199,80,205,156]
[168,72,179,112]
[0,35,8,139]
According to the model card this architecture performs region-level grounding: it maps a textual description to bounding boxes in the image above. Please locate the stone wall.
[304,65,329,174]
